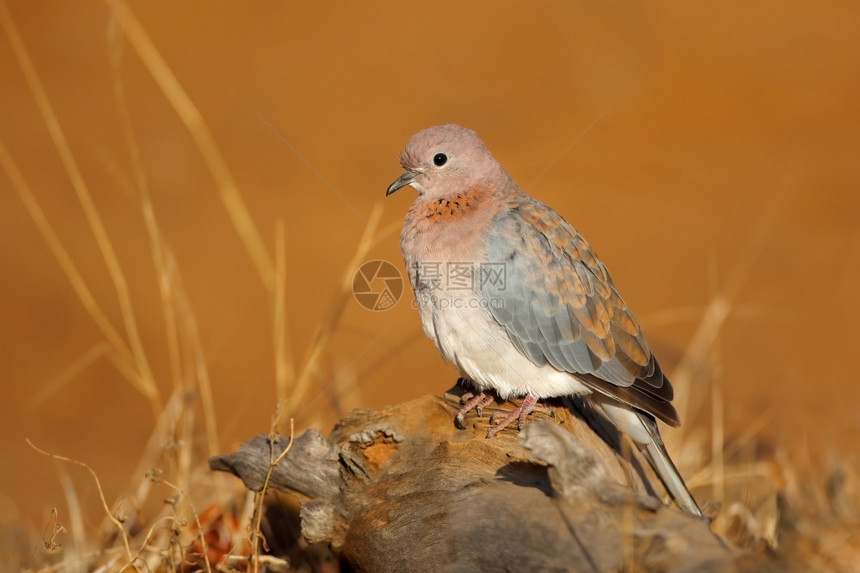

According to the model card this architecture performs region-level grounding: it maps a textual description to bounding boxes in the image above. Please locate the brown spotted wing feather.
[480,196,679,426]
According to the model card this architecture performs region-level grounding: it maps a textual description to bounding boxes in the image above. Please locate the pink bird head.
[386,124,514,200]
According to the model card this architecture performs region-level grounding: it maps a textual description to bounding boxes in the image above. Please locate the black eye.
[433,153,448,167]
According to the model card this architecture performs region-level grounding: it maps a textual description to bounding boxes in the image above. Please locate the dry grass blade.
[174,285,222,457]
[26,440,134,566]
[105,17,184,396]
[710,344,725,507]
[28,344,109,409]
[721,408,775,462]
[689,462,778,488]
[313,329,423,413]
[125,515,177,569]
[103,0,275,291]
[0,141,146,397]
[0,1,160,415]
[273,221,295,404]
[295,324,394,423]
[524,110,607,192]
[105,20,224,469]
[155,478,212,573]
[249,419,295,573]
[254,110,387,245]
[107,390,188,538]
[281,202,388,425]
[670,182,791,429]
[107,62,211,501]
[688,407,778,488]
[58,473,86,569]
[286,218,401,428]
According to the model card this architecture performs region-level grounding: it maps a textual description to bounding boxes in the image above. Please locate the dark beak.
[386,170,417,196]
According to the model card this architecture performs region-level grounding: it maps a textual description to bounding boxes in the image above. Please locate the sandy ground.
[1,0,858,543]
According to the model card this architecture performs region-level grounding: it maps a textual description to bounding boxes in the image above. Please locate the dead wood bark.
[210,385,735,572]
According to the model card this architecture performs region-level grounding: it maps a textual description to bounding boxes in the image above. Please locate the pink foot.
[486,394,552,438]
[454,391,496,429]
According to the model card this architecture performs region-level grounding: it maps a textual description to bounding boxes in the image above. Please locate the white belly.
[416,297,590,400]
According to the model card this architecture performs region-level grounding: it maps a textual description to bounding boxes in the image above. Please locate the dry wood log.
[210,384,735,572]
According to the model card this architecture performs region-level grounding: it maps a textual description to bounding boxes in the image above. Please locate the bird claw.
[455,391,495,429]
[485,394,549,438]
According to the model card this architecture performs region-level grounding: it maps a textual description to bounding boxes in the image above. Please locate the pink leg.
[455,391,496,429]
[486,394,552,439]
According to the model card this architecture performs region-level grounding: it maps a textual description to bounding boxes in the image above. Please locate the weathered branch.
[209,429,339,499]
[210,386,734,572]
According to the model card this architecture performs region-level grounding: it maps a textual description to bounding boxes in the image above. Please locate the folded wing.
[480,197,679,426]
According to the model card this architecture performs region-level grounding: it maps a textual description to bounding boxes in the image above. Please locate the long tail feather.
[598,401,703,517]
[636,413,703,517]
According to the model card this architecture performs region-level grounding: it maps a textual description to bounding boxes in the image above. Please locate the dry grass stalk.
[151,477,212,573]
[58,473,86,570]
[0,140,145,399]
[249,419,295,573]
[26,441,134,567]
[0,0,161,416]
[273,222,295,406]
[670,184,790,428]
[279,202,388,429]
[28,344,110,409]
[106,0,225,467]
[103,0,276,292]
[4,2,303,567]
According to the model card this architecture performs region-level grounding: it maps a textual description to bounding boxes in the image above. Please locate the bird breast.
[399,191,589,399]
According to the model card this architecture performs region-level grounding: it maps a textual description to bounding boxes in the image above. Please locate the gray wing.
[480,197,678,426]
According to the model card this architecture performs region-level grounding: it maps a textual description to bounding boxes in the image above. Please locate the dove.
[386,124,702,517]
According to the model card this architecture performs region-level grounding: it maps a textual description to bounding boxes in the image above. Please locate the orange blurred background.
[1,0,858,538]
